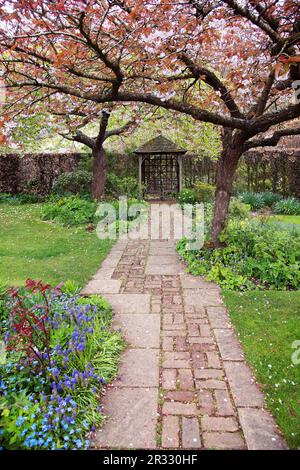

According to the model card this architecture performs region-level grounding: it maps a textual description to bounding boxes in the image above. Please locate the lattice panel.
[142,154,179,198]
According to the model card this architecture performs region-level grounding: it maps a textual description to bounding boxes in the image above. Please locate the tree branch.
[104,119,135,140]
[179,52,243,118]
[253,102,300,133]
[245,126,300,149]
[5,78,249,130]
[60,130,95,149]
[96,110,111,148]
[78,12,123,86]
[222,0,282,44]
[251,70,275,117]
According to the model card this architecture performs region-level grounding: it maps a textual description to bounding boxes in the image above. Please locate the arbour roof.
[134,135,186,154]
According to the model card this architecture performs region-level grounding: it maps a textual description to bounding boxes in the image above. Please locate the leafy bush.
[0,193,41,205]
[41,196,148,228]
[177,184,215,207]
[260,191,282,207]
[240,192,266,210]
[194,182,215,203]
[41,196,97,226]
[105,174,140,198]
[52,170,92,197]
[240,191,282,210]
[111,198,147,221]
[0,193,14,204]
[0,280,124,450]
[177,219,300,290]
[273,197,300,215]
[176,188,197,206]
[229,198,250,220]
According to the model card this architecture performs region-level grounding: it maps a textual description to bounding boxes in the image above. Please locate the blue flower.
[16,416,26,427]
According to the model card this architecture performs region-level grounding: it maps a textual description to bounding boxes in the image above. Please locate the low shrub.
[176,188,197,206]
[0,193,41,205]
[0,280,124,450]
[105,174,140,198]
[177,184,215,207]
[177,219,300,290]
[240,191,282,210]
[273,197,300,215]
[260,191,282,207]
[0,193,14,204]
[41,196,147,228]
[52,170,92,197]
[240,192,266,210]
[194,182,215,203]
[229,198,250,220]
[41,196,97,226]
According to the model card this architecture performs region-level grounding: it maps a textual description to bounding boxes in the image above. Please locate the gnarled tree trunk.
[211,131,246,247]
[92,145,106,200]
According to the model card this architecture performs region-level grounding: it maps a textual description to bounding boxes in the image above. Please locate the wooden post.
[178,156,183,192]
[138,156,143,198]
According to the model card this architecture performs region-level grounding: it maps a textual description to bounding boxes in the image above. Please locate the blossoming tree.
[0,0,299,244]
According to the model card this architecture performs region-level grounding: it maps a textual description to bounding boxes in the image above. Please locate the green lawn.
[0,204,114,287]
[223,290,300,449]
[269,215,300,225]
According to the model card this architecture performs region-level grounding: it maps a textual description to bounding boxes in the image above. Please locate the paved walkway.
[82,204,287,450]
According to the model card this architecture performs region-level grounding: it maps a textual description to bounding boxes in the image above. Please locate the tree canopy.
[0,0,299,243]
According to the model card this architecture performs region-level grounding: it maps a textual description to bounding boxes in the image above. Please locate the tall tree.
[0,0,300,245]
[57,108,134,199]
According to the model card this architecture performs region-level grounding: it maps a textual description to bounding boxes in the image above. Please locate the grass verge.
[0,204,114,287]
[223,290,300,449]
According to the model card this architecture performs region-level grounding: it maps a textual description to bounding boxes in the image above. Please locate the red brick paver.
[85,204,287,450]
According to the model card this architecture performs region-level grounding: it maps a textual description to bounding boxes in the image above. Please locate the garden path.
[82,203,287,450]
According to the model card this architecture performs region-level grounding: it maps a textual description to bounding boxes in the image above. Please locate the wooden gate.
[141,154,180,199]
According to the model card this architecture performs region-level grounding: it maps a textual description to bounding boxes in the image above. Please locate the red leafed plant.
[7,279,61,371]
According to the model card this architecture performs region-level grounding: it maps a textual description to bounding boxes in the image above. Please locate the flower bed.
[177,219,300,290]
[0,280,124,450]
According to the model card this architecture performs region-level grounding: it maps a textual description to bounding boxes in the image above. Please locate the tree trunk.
[92,145,106,200]
[211,131,245,247]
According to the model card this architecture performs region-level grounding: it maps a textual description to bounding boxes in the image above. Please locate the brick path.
[82,204,287,450]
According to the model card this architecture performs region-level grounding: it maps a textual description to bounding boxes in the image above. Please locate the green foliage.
[240,191,282,210]
[41,196,97,226]
[240,192,266,210]
[177,183,215,207]
[1,113,53,153]
[0,284,9,329]
[0,193,13,204]
[194,182,215,203]
[105,173,140,198]
[52,170,92,197]
[177,219,300,290]
[41,195,147,235]
[176,188,197,206]
[60,280,81,296]
[229,198,250,220]
[273,197,300,215]
[260,191,282,207]
[0,192,42,205]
